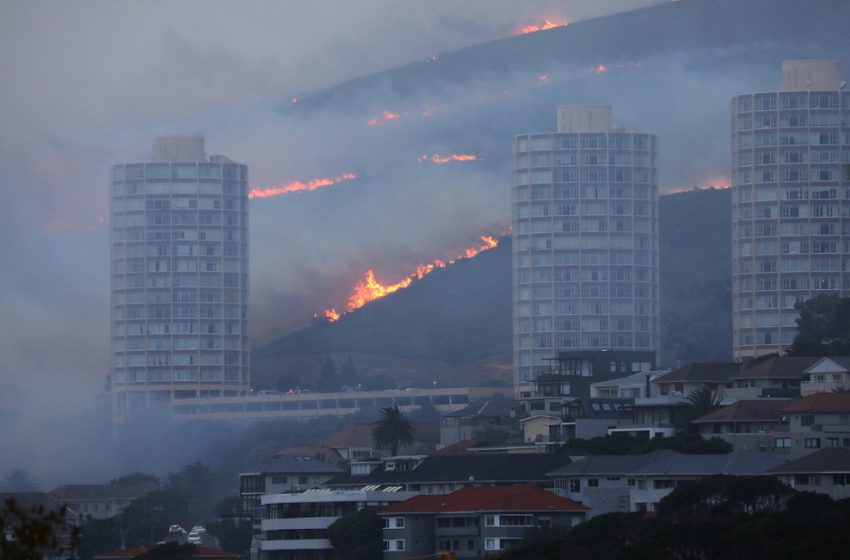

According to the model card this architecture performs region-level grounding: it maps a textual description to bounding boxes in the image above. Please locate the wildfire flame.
[323,235,500,321]
[513,17,569,35]
[417,153,479,164]
[593,64,608,75]
[248,172,357,199]
[367,110,402,126]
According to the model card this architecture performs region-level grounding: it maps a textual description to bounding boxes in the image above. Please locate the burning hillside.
[249,172,357,199]
[322,235,500,321]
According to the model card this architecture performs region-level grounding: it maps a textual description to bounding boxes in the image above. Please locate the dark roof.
[691,400,788,424]
[273,443,342,461]
[443,397,515,419]
[775,392,850,414]
[655,363,741,384]
[769,447,850,474]
[548,454,654,477]
[95,546,239,559]
[549,450,782,477]
[49,483,157,502]
[733,357,820,380]
[327,454,570,486]
[381,485,587,514]
[245,455,344,476]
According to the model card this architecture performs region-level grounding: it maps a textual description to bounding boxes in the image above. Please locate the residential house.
[48,482,157,520]
[325,454,570,495]
[379,485,588,559]
[320,424,380,461]
[259,488,416,560]
[653,363,742,398]
[440,397,515,448]
[549,450,783,515]
[727,357,818,399]
[774,392,850,458]
[560,398,635,441]
[691,399,790,452]
[239,455,344,534]
[590,370,667,399]
[801,357,850,395]
[619,395,690,438]
[769,447,850,500]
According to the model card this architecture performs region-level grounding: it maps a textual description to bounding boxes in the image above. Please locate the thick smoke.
[0,0,845,486]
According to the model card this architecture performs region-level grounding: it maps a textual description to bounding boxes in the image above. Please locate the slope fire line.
[417,153,479,163]
[321,235,500,321]
[513,17,569,35]
[248,172,357,199]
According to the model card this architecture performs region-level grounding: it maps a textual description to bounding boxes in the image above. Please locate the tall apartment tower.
[512,106,659,401]
[732,60,850,360]
[110,136,250,423]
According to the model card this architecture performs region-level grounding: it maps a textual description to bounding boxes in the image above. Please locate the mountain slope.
[252,189,734,388]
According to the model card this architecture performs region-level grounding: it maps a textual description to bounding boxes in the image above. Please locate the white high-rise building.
[732,60,850,360]
[512,106,659,400]
[110,136,250,423]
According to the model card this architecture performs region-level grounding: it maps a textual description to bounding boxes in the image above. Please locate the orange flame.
[593,64,608,75]
[513,17,569,35]
[248,172,357,199]
[368,110,402,126]
[418,153,479,164]
[323,235,501,321]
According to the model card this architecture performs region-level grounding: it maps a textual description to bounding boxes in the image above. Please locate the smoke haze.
[1,0,847,486]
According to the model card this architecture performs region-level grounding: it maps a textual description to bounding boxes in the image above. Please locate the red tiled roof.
[321,424,375,448]
[775,392,850,414]
[655,363,742,383]
[94,546,148,558]
[381,485,588,514]
[733,357,820,380]
[434,440,473,455]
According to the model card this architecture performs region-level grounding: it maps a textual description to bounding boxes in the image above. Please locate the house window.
[800,415,815,426]
[774,437,791,448]
[569,479,580,492]
[805,438,821,449]
[485,539,497,551]
[271,476,287,484]
[627,478,635,487]
[382,540,406,552]
[383,517,404,529]
[827,437,839,448]
[298,476,308,485]
[484,515,495,527]
[587,479,599,488]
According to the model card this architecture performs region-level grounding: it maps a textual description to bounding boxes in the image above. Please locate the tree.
[1,497,80,559]
[2,469,39,492]
[370,406,415,456]
[676,386,721,433]
[339,355,357,388]
[317,358,339,393]
[326,507,382,560]
[788,294,850,356]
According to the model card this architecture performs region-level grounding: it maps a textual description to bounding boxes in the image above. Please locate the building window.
[383,517,405,529]
[774,437,791,449]
[587,479,599,488]
[827,437,839,448]
[383,540,405,552]
[298,476,308,485]
[805,438,821,449]
[271,476,287,484]
[484,515,495,527]
[569,479,580,492]
[800,415,815,426]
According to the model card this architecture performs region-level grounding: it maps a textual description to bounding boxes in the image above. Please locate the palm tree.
[677,386,721,433]
[370,406,415,456]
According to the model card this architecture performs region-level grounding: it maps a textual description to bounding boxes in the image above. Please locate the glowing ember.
[323,235,501,321]
[248,172,357,199]
[538,74,550,84]
[593,64,608,75]
[513,17,569,35]
[325,308,341,322]
[382,110,400,120]
[290,96,298,104]
[418,153,479,164]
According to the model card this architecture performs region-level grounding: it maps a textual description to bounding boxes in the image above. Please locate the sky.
[1,0,678,483]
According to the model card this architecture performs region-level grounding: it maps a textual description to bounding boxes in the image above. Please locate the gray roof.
[548,449,783,478]
[443,397,515,419]
[327,454,570,487]
[769,447,850,474]
[243,455,344,476]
